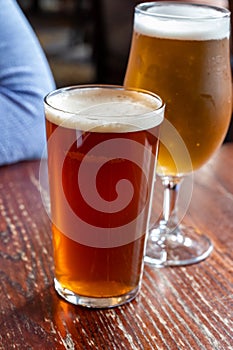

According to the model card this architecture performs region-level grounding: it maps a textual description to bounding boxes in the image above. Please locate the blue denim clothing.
[0,1,55,165]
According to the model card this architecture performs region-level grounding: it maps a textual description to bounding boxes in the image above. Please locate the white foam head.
[135,2,230,40]
[45,86,164,132]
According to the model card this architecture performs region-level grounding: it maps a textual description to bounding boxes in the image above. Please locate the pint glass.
[44,85,164,307]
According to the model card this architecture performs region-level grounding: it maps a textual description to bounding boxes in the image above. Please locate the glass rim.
[44,84,165,121]
[135,1,230,20]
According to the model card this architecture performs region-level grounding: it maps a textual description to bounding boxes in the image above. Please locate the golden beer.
[124,2,232,176]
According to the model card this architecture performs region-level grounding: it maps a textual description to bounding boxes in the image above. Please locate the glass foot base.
[54,278,139,308]
[144,224,213,267]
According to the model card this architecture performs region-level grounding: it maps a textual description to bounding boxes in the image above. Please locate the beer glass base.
[144,224,213,267]
[54,278,139,308]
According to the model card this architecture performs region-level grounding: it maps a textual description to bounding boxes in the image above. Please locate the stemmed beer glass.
[124,2,232,266]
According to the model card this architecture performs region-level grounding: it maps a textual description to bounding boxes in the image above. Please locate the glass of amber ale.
[124,2,232,266]
[44,85,164,307]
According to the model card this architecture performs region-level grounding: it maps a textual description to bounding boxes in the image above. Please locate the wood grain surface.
[0,144,232,350]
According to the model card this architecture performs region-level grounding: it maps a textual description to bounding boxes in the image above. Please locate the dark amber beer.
[124,2,232,176]
[44,85,164,307]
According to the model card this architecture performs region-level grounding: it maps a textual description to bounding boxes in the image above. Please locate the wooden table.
[0,143,232,350]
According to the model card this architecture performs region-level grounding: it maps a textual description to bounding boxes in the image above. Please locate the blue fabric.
[0,0,55,165]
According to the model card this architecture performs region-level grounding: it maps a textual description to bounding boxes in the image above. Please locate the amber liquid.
[124,32,232,175]
[46,119,159,298]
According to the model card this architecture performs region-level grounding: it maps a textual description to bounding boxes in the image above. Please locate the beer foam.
[135,3,230,40]
[45,87,164,132]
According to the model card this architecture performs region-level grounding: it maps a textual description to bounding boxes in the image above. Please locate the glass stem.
[159,176,183,232]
